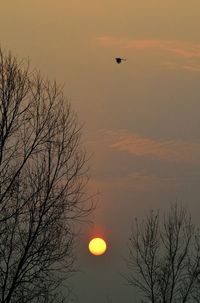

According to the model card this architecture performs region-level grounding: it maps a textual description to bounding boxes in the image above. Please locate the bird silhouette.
[115,57,126,64]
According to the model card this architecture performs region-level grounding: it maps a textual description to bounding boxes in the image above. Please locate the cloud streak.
[107,130,200,163]
[97,36,200,59]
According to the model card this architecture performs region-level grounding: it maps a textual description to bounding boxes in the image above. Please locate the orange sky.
[1,1,200,302]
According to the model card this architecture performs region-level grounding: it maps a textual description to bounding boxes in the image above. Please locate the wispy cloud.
[97,36,200,59]
[106,130,200,163]
[86,130,200,195]
[87,171,181,195]
[161,61,200,72]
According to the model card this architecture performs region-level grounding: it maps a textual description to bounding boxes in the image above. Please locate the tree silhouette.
[0,48,92,302]
[126,204,200,303]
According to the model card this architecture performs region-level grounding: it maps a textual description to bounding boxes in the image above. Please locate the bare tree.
[0,48,92,302]
[126,204,200,303]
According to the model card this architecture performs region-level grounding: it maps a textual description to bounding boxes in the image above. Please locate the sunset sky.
[1,1,200,302]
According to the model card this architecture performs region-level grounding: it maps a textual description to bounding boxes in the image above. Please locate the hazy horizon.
[1,1,200,302]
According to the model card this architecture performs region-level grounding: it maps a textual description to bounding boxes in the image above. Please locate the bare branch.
[126,203,200,303]
[0,48,93,302]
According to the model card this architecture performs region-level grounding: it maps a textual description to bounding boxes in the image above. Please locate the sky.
[1,1,200,302]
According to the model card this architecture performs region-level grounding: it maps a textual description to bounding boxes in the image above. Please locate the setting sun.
[88,237,107,256]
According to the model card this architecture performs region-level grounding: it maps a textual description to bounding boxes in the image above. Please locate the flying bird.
[115,57,126,64]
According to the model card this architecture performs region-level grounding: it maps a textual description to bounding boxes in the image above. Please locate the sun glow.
[88,237,107,256]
